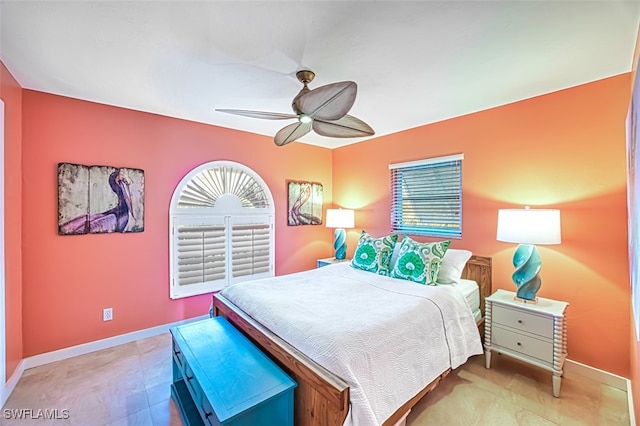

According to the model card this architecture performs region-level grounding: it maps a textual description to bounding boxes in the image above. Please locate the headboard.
[462,255,492,323]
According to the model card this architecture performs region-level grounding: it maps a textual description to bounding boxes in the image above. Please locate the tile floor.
[1,331,630,425]
[408,354,630,426]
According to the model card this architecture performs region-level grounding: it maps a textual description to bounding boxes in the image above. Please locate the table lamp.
[496,207,561,303]
[325,209,354,260]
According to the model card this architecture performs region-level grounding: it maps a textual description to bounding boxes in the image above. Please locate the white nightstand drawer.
[492,325,553,363]
[492,304,553,339]
[485,289,569,398]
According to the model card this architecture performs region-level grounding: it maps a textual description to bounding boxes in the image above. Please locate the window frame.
[389,153,463,239]
[169,161,275,299]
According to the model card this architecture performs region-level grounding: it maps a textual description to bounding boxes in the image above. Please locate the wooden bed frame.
[213,255,492,426]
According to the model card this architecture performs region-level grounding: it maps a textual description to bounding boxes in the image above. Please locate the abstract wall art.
[58,163,145,235]
[287,180,323,226]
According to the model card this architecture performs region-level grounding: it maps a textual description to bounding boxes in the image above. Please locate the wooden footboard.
[213,293,350,425]
[213,255,492,426]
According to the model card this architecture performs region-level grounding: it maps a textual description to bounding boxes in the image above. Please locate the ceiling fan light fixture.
[216,69,374,146]
[298,114,313,124]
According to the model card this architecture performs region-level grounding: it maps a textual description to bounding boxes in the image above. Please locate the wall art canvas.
[58,163,145,235]
[287,180,323,226]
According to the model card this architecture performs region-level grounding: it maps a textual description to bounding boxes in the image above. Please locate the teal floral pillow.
[351,231,398,276]
[390,237,451,284]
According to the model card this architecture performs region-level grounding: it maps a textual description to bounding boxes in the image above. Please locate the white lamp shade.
[325,209,354,228]
[497,208,561,245]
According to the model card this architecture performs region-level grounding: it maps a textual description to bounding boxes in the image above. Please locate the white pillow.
[389,240,402,271]
[437,249,472,284]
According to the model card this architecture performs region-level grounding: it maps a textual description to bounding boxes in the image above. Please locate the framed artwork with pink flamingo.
[58,163,145,235]
[287,180,323,226]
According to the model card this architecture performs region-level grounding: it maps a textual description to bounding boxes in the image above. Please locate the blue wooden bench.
[170,317,297,426]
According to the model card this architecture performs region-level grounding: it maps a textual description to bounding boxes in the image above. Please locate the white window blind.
[389,154,463,239]
[231,223,271,279]
[169,161,275,299]
[176,222,226,287]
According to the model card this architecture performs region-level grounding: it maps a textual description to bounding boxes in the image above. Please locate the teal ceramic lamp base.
[511,244,542,303]
[333,228,347,260]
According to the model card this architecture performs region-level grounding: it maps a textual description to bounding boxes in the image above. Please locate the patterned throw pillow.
[351,231,398,276]
[390,237,451,284]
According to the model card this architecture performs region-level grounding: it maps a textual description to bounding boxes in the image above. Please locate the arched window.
[169,161,275,299]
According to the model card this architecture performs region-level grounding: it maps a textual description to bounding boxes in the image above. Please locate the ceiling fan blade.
[215,109,297,120]
[274,122,312,146]
[312,115,375,138]
[297,81,357,121]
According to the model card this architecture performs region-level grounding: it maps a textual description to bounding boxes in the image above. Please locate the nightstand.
[484,289,568,397]
[316,257,350,268]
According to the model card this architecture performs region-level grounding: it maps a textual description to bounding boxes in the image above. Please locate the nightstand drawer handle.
[517,342,522,346]
[205,411,213,419]
[517,320,523,324]
[186,374,194,381]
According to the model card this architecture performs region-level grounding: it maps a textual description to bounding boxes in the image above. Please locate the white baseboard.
[2,314,209,408]
[564,358,628,391]
[23,314,209,370]
[1,359,25,408]
[564,358,635,424]
[628,379,636,426]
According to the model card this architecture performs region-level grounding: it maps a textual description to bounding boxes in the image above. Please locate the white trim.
[2,314,209,406]
[564,358,628,391]
[1,359,24,407]
[628,378,636,426]
[22,314,208,370]
[0,100,5,407]
[388,153,464,170]
[517,358,635,420]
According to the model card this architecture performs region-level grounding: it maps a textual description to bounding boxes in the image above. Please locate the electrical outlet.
[103,308,113,321]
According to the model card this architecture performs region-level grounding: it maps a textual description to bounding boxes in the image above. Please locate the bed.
[213,254,492,426]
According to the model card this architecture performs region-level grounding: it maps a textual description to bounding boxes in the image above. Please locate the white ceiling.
[1,1,639,149]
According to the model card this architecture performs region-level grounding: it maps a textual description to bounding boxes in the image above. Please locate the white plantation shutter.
[169,161,275,299]
[389,154,463,239]
[175,219,226,288]
[231,222,272,281]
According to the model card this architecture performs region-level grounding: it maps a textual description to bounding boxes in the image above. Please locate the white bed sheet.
[455,278,481,323]
[220,263,483,426]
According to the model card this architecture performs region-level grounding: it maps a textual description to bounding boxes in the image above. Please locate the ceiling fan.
[216,70,375,146]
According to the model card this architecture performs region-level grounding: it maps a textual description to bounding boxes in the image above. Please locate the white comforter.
[220,263,482,426]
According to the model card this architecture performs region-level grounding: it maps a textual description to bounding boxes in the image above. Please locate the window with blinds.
[169,161,275,299]
[389,154,463,239]
[231,224,271,279]
[175,223,226,288]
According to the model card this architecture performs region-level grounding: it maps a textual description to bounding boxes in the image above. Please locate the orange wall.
[21,90,334,357]
[6,66,635,379]
[333,74,632,377]
[0,62,23,382]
